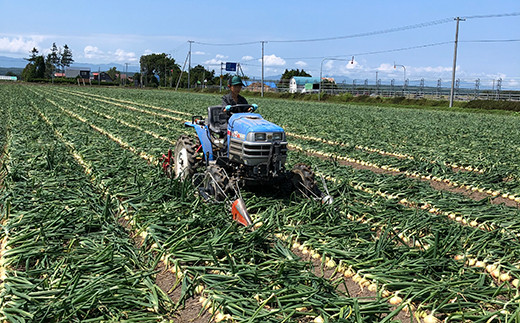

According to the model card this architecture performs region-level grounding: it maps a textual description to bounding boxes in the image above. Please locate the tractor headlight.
[273,132,283,141]
[254,133,266,141]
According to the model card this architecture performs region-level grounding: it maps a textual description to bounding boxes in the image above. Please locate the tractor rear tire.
[291,163,322,198]
[205,165,229,201]
[173,135,200,180]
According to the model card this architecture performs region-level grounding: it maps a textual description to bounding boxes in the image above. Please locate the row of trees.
[137,53,222,88]
[19,45,313,88]
[22,43,74,81]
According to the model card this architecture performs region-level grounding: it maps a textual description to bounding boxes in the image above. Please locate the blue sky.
[1,0,519,88]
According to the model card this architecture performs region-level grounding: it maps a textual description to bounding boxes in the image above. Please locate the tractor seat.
[207,106,229,136]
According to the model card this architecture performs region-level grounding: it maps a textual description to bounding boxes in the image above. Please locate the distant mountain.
[0,56,27,68]
[0,55,140,74]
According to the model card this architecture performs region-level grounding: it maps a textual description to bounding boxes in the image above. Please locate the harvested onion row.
[53,95,177,145]
[286,131,484,174]
[274,233,433,321]
[60,88,192,117]
[317,172,493,235]
[453,256,519,286]
[43,97,159,165]
[55,88,189,123]
[291,143,520,205]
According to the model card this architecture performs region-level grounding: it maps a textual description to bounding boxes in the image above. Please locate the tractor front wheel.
[173,135,200,180]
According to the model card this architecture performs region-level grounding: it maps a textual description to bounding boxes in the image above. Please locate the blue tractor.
[162,104,331,225]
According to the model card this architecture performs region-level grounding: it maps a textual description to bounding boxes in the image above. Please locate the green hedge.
[463,100,520,112]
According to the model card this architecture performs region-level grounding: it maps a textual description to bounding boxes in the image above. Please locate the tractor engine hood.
[227,113,284,140]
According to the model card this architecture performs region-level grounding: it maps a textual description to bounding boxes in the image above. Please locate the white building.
[289,76,322,93]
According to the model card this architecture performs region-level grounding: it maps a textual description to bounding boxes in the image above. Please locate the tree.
[279,69,312,85]
[25,47,39,63]
[139,53,180,87]
[22,48,45,81]
[60,44,74,71]
[46,43,60,77]
[106,67,119,82]
[188,65,216,88]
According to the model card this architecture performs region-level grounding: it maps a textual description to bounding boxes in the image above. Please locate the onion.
[313,315,324,323]
[344,268,355,278]
[512,278,519,288]
[486,264,497,273]
[389,295,402,305]
[499,272,511,282]
[475,261,486,268]
[423,314,439,323]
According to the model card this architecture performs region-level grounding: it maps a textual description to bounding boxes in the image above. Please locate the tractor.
[161,104,332,226]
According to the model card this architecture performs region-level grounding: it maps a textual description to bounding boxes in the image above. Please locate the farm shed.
[65,68,91,79]
[91,72,113,82]
[289,76,321,93]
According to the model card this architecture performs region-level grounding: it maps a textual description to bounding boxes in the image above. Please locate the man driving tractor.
[222,75,255,114]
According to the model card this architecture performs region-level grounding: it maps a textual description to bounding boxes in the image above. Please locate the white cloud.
[84,45,103,59]
[82,45,138,63]
[193,51,206,55]
[412,65,452,73]
[144,49,154,55]
[295,60,307,67]
[204,54,229,66]
[242,55,254,61]
[114,49,138,62]
[0,36,41,55]
[323,60,334,71]
[376,63,395,72]
[261,54,286,66]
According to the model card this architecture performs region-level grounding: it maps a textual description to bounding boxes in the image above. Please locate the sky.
[1,0,519,88]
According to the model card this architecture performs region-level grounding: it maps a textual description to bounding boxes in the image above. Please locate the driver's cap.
[229,75,245,86]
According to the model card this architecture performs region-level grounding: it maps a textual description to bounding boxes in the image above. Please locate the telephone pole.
[188,40,194,89]
[449,17,465,107]
[261,41,266,97]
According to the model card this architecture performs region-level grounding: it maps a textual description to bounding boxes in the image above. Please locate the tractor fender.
[185,122,213,161]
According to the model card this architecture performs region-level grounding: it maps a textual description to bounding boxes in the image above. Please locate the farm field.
[1,83,520,322]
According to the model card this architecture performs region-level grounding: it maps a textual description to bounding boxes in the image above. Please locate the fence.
[241,78,520,101]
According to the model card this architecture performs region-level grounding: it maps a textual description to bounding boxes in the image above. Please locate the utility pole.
[188,40,194,90]
[449,17,465,107]
[220,62,223,93]
[261,41,266,97]
[125,63,129,86]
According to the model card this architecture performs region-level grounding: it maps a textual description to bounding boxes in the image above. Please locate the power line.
[194,40,259,46]
[460,39,520,43]
[281,41,453,61]
[269,18,453,43]
[192,17,453,47]
[462,12,520,19]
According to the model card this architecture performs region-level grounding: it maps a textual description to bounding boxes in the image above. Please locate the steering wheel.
[224,104,257,114]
